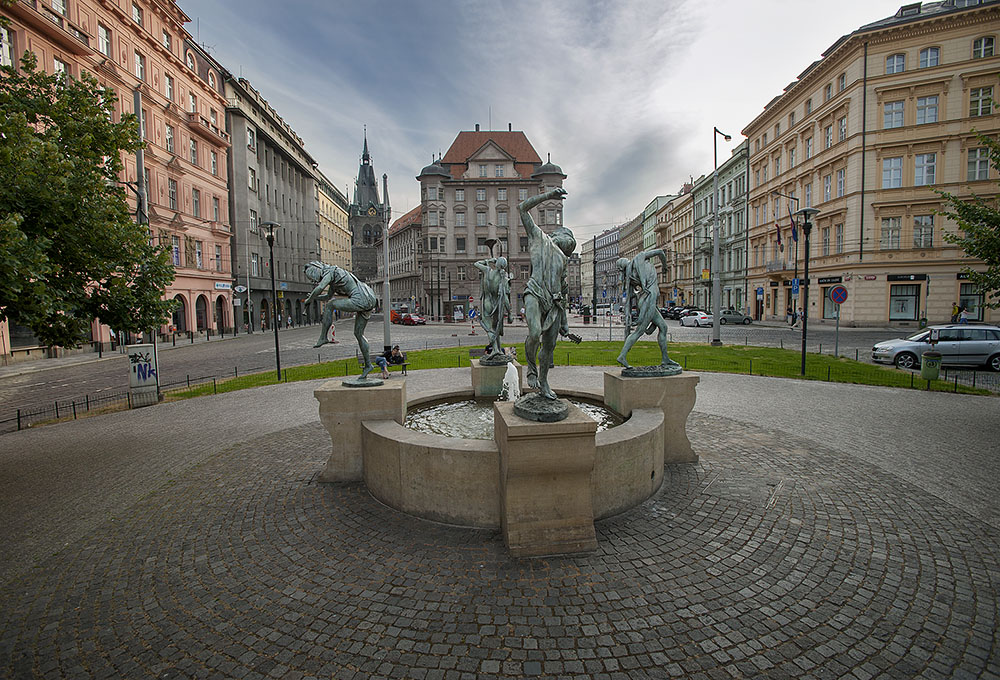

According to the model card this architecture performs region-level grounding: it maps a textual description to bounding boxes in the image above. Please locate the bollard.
[55,401,59,419]
[819,343,823,354]
[213,378,217,395]
[856,349,859,361]
[235,366,238,378]
[127,392,132,409]
[72,402,77,420]
[827,366,831,381]
[86,395,90,412]
[780,339,783,349]
[17,409,21,431]
[954,375,959,393]
[186,375,191,388]
[748,359,753,375]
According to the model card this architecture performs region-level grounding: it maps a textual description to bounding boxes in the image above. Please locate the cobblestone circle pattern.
[1,412,998,679]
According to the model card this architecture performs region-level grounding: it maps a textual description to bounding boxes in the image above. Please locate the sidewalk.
[0,367,997,679]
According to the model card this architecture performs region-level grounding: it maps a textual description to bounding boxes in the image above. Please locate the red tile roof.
[388,205,422,236]
[441,131,542,177]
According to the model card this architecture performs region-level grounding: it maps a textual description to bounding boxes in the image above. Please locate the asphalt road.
[0,314,908,428]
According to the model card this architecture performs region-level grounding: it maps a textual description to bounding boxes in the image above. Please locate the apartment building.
[581,237,595,310]
[2,0,233,343]
[316,169,351,271]
[594,227,621,305]
[373,205,423,313]
[743,0,999,326]
[655,187,695,306]
[415,126,566,320]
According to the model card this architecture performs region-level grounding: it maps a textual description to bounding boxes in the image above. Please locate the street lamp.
[794,207,819,376]
[711,127,731,346]
[772,190,800,320]
[260,221,282,381]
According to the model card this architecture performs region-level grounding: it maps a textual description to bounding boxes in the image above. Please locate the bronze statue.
[616,250,681,374]
[473,255,512,360]
[519,187,581,400]
[304,261,378,379]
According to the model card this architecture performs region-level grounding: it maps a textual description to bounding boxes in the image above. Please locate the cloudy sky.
[180,0,905,243]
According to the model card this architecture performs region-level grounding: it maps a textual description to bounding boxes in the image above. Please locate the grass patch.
[162,340,991,401]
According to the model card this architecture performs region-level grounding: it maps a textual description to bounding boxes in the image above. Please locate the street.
[0,314,908,428]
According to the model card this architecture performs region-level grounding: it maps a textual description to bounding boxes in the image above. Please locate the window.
[889,284,919,321]
[476,237,489,254]
[969,147,990,180]
[960,283,984,322]
[520,265,529,280]
[970,87,993,117]
[916,96,938,124]
[188,93,196,114]
[165,74,174,101]
[914,215,933,248]
[426,186,436,201]
[518,188,527,202]
[479,164,487,177]
[919,47,939,68]
[476,188,486,202]
[134,51,145,80]
[805,98,812,115]
[882,157,902,188]
[54,57,68,75]
[455,189,464,202]
[822,227,830,255]
[458,266,466,281]
[789,112,795,127]
[763,133,767,146]
[456,237,466,253]
[805,138,813,160]
[208,72,216,88]
[495,164,504,177]
[838,73,846,91]
[248,167,257,191]
[251,252,259,277]
[824,175,832,202]
[192,189,200,218]
[427,211,438,226]
[824,125,833,149]
[249,209,258,232]
[775,123,780,137]
[212,197,220,222]
[881,216,901,249]
[914,153,936,186]
[774,156,781,175]
[98,25,111,57]
[476,211,486,227]
[139,108,147,139]
[762,165,768,182]
[838,117,847,142]
[455,212,465,227]
[789,148,796,168]
[168,179,177,209]
[52,0,66,15]
[824,83,832,101]
[886,54,905,74]
[210,151,218,176]
[185,51,194,69]
[172,235,180,266]
[210,109,217,127]
[884,101,904,128]
[165,124,174,153]
[497,210,508,227]
[835,224,844,253]
[162,30,171,52]
[497,188,507,201]
[189,139,197,165]
[520,236,528,253]
[804,183,812,207]
[214,244,222,271]
[973,36,995,59]
[837,169,845,197]
[246,127,256,151]
[132,2,143,26]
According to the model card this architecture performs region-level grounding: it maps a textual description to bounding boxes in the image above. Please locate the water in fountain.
[406,398,622,440]
[500,362,520,401]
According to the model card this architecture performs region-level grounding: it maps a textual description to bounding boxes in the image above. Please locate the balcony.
[765,259,793,273]
[12,0,91,54]
[186,112,231,144]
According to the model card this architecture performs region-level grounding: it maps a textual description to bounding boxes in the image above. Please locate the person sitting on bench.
[375,345,405,379]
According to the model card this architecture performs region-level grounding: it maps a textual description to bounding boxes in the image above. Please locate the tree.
[939,131,1000,309]
[0,53,176,347]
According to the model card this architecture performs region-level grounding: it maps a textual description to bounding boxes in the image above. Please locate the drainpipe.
[860,41,868,264]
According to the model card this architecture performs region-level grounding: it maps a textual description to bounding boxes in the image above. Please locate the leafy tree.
[939,131,1000,309]
[0,53,176,347]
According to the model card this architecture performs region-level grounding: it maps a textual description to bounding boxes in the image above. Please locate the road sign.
[756,287,764,299]
[469,295,474,301]
[792,278,800,295]
[234,285,247,294]
[602,290,607,299]
[829,285,848,305]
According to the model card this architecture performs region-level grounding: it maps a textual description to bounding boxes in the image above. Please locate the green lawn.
[163,340,990,401]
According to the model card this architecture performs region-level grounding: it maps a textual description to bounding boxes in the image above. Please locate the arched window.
[885,53,905,74]
[208,71,216,88]
[185,51,194,69]
[918,47,939,68]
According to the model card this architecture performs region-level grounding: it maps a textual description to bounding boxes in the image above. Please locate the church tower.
[348,131,384,281]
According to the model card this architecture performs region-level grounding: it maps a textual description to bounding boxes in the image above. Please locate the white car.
[679,311,714,327]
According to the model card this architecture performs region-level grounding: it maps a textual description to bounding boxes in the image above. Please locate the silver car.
[872,325,1000,371]
[718,309,752,325]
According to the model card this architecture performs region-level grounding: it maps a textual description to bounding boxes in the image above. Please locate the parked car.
[401,313,426,326]
[659,307,672,318]
[871,324,1000,371]
[679,311,714,327]
[718,309,752,325]
[668,307,702,320]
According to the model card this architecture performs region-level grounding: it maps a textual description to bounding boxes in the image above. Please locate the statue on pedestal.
[616,249,681,376]
[474,254,512,364]
[304,261,379,381]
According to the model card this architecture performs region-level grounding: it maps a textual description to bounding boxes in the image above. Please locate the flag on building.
[788,206,798,243]
[775,220,784,252]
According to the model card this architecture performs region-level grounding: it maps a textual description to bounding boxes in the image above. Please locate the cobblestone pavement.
[1,368,998,679]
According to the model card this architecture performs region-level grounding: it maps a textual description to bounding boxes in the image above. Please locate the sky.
[179,0,907,243]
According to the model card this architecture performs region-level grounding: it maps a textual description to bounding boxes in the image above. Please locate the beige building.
[2,0,233,347]
[655,187,695,306]
[743,0,999,326]
[316,170,351,271]
[416,126,566,320]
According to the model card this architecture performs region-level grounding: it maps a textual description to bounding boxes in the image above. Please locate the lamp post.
[261,221,282,381]
[794,208,819,376]
[711,127,731,346]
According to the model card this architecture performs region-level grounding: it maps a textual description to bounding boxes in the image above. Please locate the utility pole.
[382,173,391,353]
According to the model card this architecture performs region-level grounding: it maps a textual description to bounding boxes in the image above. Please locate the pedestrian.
[792,307,803,330]
[959,306,970,324]
[950,302,960,323]
[786,305,793,325]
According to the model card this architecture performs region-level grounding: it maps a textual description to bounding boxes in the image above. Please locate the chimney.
[508,123,512,132]
[475,123,480,132]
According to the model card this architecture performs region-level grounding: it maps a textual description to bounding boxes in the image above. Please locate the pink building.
[1,0,232,357]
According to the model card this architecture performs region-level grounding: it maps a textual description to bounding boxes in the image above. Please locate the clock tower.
[348,132,384,281]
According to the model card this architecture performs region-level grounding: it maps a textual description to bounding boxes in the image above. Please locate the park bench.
[357,351,408,375]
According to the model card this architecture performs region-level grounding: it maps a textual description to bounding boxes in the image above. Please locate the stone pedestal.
[604,371,700,464]
[494,401,598,557]
[314,379,406,482]
[471,359,524,398]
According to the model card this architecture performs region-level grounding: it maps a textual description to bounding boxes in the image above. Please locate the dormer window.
[897,3,920,17]
[131,3,142,26]
[185,51,195,70]
[208,71,216,88]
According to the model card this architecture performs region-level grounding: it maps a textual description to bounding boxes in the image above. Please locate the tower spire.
[362,125,370,163]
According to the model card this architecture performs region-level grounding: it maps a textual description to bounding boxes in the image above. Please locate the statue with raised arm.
[616,250,681,376]
[519,187,582,401]
[474,256,512,363]
[304,261,379,380]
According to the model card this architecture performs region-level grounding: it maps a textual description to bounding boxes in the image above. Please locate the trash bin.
[919,317,928,329]
[920,350,942,381]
